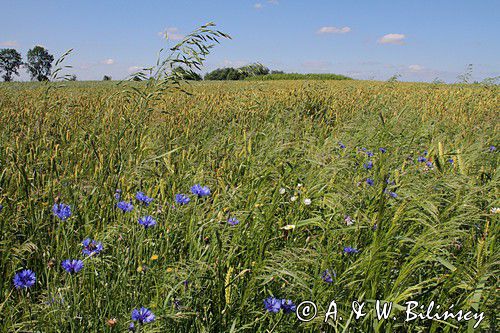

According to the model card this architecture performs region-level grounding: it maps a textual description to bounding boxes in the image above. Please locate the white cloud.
[378,34,406,45]
[254,3,263,9]
[102,58,115,65]
[0,40,18,47]
[128,66,143,73]
[408,64,424,72]
[158,27,184,41]
[317,26,351,34]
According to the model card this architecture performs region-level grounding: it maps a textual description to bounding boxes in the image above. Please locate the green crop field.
[0,79,498,332]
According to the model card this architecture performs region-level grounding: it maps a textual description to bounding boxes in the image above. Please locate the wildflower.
[135,192,153,206]
[61,259,84,274]
[343,246,359,254]
[489,145,496,152]
[281,299,296,314]
[426,161,433,169]
[114,189,121,200]
[150,254,159,261]
[344,215,354,226]
[363,161,373,170]
[366,151,374,157]
[388,191,398,198]
[228,217,239,226]
[417,156,427,163]
[281,224,296,230]
[366,178,374,186]
[379,147,387,153]
[128,323,136,332]
[321,269,335,283]
[117,201,133,212]
[303,198,312,205]
[372,224,378,231]
[175,194,190,205]
[297,183,303,188]
[138,216,157,229]
[279,188,286,195]
[361,147,367,152]
[0,204,3,212]
[290,196,297,202]
[52,203,72,221]
[339,142,346,149]
[448,158,454,164]
[263,297,281,313]
[82,238,103,256]
[13,269,36,289]
[423,150,428,156]
[131,307,155,324]
[491,207,500,214]
[190,184,211,197]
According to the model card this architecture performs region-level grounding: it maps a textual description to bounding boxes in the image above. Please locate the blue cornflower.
[128,323,136,332]
[379,147,387,153]
[114,189,121,200]
[136,192,153,206]
[228,217,240,226]
[61,259,84,274]
[366,151,374,157]
[448,158,454,164]
[52,203,72,221]
[13,269,36,289]
[388,191,398,198]
[417,156,427,163]
[489,145,496,152]
[175,194,190,205]
[138,216,157,229]
[339,142,346,149]
[361,147,367,152]
[82,238,103,256]
[343,246,359,254]
[117,201,134,212]
[281,299,296,314]
[131,307,155,324]
[363,161,373,170]
[366,178,374,186]
[190,184,211,197]
[426,161,433,168]
[264,297,282,313]
[321,269,335,283]
[423,150,428,156]
[0,204,3,212]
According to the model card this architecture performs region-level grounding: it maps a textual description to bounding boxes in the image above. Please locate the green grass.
[0,80,498,332]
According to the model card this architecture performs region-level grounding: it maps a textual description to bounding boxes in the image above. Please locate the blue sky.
[1,0,499,82]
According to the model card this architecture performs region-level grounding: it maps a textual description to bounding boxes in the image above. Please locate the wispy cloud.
[408,64,424,72]
[254,3,263,9]
[158,27,184,41]
[316,26,351,34]
[102,58,115,65]
[268,0,279,4]
[378,33,406,45]
[0,40,19,47]
[128,66,143,73]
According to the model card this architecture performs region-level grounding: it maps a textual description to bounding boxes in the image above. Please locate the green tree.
[26,46,54,81]
[0,48,23,82]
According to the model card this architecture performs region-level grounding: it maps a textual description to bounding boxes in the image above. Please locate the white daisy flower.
[279,188,286,195]
[290,196,297,202]
[303,198,312,205]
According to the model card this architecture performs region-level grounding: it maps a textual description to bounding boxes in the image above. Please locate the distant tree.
[0,48,23,82]
[103,75,112,81]
[239,63,269,77]
[26,46,54,81]
[68,74,77,81]
[204,64,269,81]
[271,70,285,74]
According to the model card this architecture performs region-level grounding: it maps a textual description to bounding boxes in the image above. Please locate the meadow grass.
[0,80,498,332]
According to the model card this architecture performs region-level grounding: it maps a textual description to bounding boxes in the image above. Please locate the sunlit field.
[0,79,498,332]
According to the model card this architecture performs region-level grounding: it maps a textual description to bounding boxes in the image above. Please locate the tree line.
[0,46,55,81]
